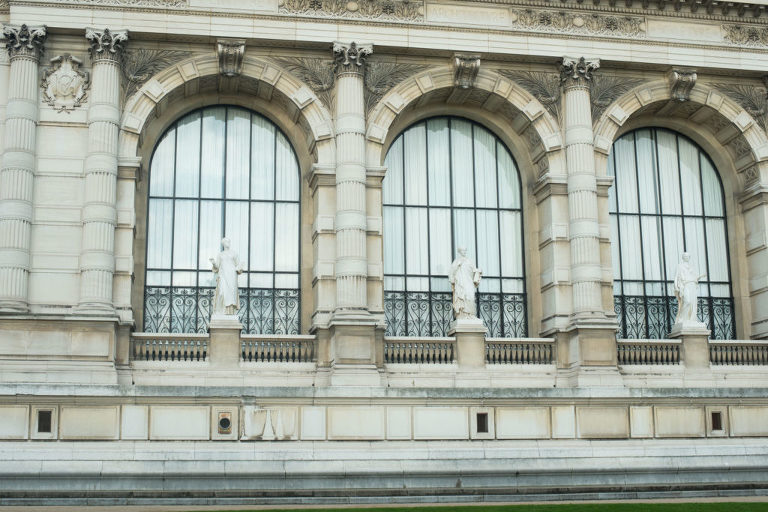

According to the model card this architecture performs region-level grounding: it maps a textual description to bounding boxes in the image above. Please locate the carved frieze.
[722,24,768,47]
[511,9,644,38]
[271,56,336,110]
[217,39,246,78]
[279,0,423,21]
[453,54,480,89]
[560,57,600,87]
[333,41,372,76]
[41,54,90,113]
[121,48,192,104]
[3,24,47,61]
[667,69,697,102]
[497,70,561,121]
[744,165,761,187]
[365,61,424,115]
[85,28,128,62]
[712,82,768,131]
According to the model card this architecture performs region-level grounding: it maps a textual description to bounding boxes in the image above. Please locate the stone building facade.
[1,0,768,503]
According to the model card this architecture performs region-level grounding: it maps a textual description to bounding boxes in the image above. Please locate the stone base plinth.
[670,322,711,369]
[329,364,383,386]
[208,315,242,367]
[449,318,487,369]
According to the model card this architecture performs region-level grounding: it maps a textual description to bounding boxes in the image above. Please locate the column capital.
[333,41,372,77]
[560,56,600,89]
[85,27,128,63]
[3,24,46,62]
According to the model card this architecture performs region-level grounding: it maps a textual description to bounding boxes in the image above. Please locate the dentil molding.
[41,54,90,113]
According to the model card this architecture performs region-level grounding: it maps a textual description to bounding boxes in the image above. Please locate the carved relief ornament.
[453,54,480,89]
[333,41,372,76]
[41,54,90,113]
[3,24,46,61]
[217,39,246,77]
[511,9,645,38]
[560,56,600,87]
[85,27,128,62]
[667,69,697,102]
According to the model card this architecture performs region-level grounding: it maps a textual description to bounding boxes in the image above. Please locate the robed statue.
[209,237,243,316]
[448,247,482,320]
[673,252,706,327]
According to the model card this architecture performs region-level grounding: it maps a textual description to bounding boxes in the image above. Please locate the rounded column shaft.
[0,24,46,312]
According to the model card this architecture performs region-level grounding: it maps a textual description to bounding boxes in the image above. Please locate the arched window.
[609,127,735,340]
[143,106,300,334]
[382,117,527,338]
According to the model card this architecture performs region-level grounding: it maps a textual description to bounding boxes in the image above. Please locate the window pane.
[657,130,682,214]
[383,206,404,275]
[275,203,299,272]
[613,133,638,213]
[198,201,222,268]
[706,219,729,282]
[225,201,248,264]
[250,202,274,272]
[701,157,724,216]
[172,200,198,269]
[662,216,684,283]
[175,112,200,197]
[453,209,476,263]
[474,126,497,208]
[683,217,707,279]
[610,215,621,280]
[427,119,450,206]
[451,119,474,207]
[147,199,173,268]
[225,109,250,199]
[477,210,500,277]
[383,137,403,204]
[201,107,225,198]
[607,148,617,213]
[275,131,299,201]
[618,215,642,280]
[251,115,275,200]
[404,123,427,206]
[635,129,660,214]
[498,143,520,209]
[405,207,428,275]
[679,137,703,215]
[499,211,523,277]
[150,128,175,196]
[428,208,451,277]
[641,216,663,282]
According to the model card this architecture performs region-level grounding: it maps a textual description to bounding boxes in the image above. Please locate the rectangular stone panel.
[386,407,412,440]
[655,406,705,438]
[121,405,148,440]
[0,405,28,439]
[496,407,550,439]
[729,406,768,437]
[630,406,654,438]
[552,406,575,438]
[149,406,210,440]
[413,407,469,440]
[60,406,119,440]
[300,406,326,440]
[576,407,629,439]
[328,407,385,440]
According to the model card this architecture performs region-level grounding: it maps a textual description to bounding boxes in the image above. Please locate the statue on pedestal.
[448,247,482,320]
[673,252,706,328]
[209,237,243,316]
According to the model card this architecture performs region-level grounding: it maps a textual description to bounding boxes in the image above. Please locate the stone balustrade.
[241,335,316,363]
[131,333,209,362]
[384,337,455,364]
[485,338,555,364]
[617,339,681,365]
[710,340,768,365]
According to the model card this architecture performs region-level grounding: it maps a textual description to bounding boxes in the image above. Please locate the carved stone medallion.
[41,54,90,113]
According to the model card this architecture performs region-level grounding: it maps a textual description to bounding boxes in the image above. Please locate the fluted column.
[77,28,128,314]
[333,42,372,318]
[561,57,604,320]
[0,25,46,312]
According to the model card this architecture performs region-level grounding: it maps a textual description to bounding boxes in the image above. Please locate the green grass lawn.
[205,503,768,512]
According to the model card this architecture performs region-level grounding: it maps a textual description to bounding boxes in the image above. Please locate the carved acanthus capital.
[453,53,480,89]
[85,28,128,63]
[3,24,46,62]
[217,39,245,77]
[560,56,600,88]
[667,68,697,102]
[333,41,372,76]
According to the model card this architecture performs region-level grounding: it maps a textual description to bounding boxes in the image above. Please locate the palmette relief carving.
[41,54,90,113]
[511,9,644,38]
[711,81,768,132]
[270,56,336,111]
[365,61,424,115]
[590,75,645,121]
[279,0,423,21]
[121,48,192,105]
[497,70,561,121]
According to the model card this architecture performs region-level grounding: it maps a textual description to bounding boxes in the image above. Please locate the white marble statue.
[673,252,706,327]
[209,237,243,316]
[448,247,482,320]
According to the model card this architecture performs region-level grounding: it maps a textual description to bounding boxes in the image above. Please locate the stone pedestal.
[449,318,487,369]
[208,314,242,367]
[670,322,711,369]
[328,320,382,386]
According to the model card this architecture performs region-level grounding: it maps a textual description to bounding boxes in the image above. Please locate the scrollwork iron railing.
[143,286,300,334]
[384,291,527,338]
[614,295,735,341]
